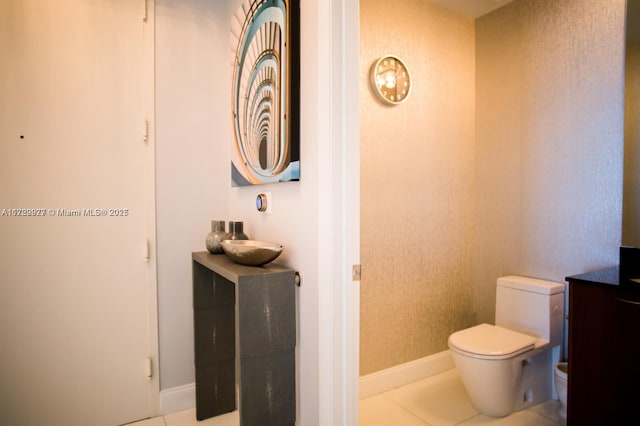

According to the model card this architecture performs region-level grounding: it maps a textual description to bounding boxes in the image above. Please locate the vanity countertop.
[192,251,292,284]
[565,266,620,287]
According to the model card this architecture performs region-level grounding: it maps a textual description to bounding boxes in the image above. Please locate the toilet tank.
[495,275,565,346]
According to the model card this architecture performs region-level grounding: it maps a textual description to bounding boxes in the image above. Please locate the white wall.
[225,0,324,420]
[156,0,231,391]
[156,0,360,423]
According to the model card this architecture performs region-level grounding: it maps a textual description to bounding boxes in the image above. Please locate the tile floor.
[129,369,566,426]
[127,409,238,426]
[359,369,565,426]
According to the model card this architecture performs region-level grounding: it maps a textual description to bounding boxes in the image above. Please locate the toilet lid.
[448,324,536,359]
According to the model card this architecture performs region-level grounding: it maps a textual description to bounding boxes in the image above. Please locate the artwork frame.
[230,0,300,187]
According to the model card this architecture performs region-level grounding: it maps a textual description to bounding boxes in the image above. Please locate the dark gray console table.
[192,251,296,425]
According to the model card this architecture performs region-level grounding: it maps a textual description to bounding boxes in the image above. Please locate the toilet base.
[559,406,567,420]
[554,362,568,420]
[452,348,554,417]
[511,349,553,413]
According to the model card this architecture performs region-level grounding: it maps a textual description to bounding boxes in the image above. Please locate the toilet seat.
[448,323,536,360]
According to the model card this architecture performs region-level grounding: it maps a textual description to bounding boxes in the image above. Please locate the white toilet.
[554,362,568,419]
[448,275,565,417]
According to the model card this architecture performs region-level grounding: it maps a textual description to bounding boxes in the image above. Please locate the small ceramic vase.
[205,220,230,254]
[228,221,249,240]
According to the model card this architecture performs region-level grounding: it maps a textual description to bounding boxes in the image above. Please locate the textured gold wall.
[360,0,626,376]
[360,0,476,375]
[623,43,640,246]
[473,0,625,326]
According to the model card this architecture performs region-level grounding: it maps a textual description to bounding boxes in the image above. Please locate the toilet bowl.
[449,324,547,417]
[448,276,565,417]
[554,362,568,419]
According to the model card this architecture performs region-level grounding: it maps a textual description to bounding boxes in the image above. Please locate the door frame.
[144,0,160,417]
[317,0,360,424]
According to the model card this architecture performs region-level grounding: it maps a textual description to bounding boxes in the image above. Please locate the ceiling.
[427,0,516,18]
[429,0,638,46]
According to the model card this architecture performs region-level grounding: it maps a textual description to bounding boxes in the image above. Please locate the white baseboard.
[359,350,455,399]
[160,351,454,413]
[159,382,195,415]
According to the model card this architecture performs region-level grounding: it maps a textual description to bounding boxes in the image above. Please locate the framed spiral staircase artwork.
[230,0,300,186]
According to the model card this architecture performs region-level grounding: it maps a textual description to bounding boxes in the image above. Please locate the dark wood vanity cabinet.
[614,293,640,422]
[192,252,297,426]
[566,267,640,425]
